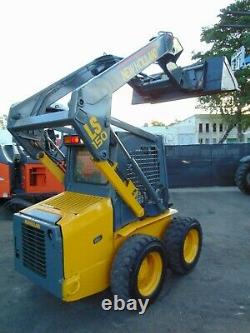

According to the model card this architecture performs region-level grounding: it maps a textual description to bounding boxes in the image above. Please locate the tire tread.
[235,162,250,194]
[111,234,164,300]
[163,216,202,275]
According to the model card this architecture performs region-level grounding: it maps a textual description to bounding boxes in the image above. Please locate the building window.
[219,124,223,132]
[206,123,209,133]
[213,138,217,144]
[199,138,203,144]
[213,123,217,132]
[227,138,237,144]
[199,123,203,133]
[205,138,209,144]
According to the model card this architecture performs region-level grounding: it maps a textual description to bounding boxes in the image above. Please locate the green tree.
[150,120,166,127]
[193,0,250,143]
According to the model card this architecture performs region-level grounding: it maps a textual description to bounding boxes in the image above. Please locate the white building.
[231,46,250,71]
[0,115,12,144]
[143,114,250,145]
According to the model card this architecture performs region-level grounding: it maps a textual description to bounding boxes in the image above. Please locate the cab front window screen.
[74,148,107,184]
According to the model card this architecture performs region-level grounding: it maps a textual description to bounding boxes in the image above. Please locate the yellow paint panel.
[94,160,144,218]
[38,152,65,183]
[42,192,113,301]
[114,209,177,250]
[44,191,104,216]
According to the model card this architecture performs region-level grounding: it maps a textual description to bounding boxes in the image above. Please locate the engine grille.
[126,145,160,203]
[22,223,46,277]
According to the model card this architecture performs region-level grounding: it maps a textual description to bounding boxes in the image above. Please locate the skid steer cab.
[9,31,238,303]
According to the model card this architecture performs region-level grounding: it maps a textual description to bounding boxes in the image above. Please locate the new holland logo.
[121,48,158,81]
[24,220,41,229]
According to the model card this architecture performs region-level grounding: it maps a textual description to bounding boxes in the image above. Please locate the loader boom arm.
[8,31,238,162]
[8,32,182,161]
[7,31,239,217]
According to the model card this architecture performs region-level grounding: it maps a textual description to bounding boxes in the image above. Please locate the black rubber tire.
[111,234,166,302]
[163,216,202,275]
[235,162,250,194]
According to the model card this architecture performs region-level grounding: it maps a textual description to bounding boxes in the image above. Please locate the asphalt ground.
[0,187,250,333]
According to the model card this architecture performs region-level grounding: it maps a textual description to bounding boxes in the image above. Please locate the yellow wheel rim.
[183,229,199,264]
[137,251,163,297]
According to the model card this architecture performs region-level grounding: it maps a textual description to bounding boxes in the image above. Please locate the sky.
[0,0,233,126]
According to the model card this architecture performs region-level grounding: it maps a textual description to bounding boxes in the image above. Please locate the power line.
[220,24,250,29]
[224,10,250,16]
[220,10,250,30]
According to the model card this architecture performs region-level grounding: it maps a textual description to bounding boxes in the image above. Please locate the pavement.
[0,187,250,333]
